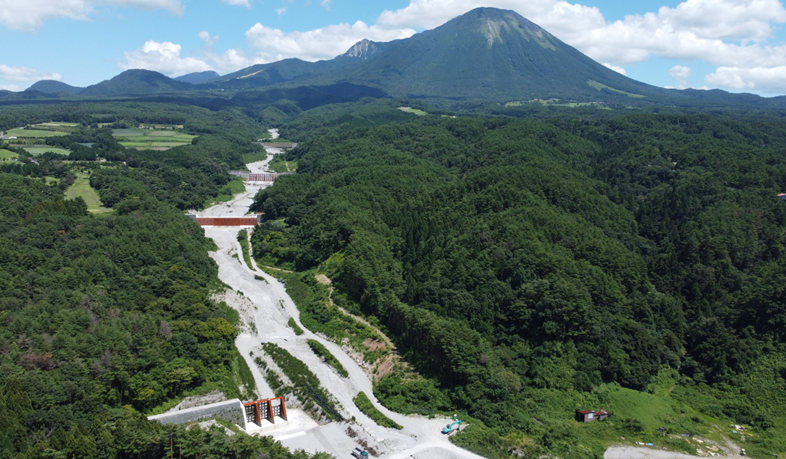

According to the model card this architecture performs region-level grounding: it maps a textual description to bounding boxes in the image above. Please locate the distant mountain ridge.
[26,80,83,94]
[174,71,220,84]
[18,7,785,106]
[80,69,196,96]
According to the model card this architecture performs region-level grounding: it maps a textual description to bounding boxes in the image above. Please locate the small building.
[778,193,786,201]
[576,410,609,422]
[576,410,595,422]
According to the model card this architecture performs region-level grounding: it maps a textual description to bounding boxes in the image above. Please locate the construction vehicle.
[442,415,462,434]
[351,448,368,459]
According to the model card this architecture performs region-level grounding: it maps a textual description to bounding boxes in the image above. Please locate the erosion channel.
[200,138,484,459]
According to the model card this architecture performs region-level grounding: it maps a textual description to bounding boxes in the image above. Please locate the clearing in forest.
[0,149,18,159]
[7,128,69,138]
[23,146,70,156]
[112,127,196,150]
[65,172,113,215]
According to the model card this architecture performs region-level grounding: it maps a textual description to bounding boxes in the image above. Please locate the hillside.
[80,69,195,96]
[252,108,786,458]
[26,80,83,94]
[272,8,666,101]
[174,70,220,84]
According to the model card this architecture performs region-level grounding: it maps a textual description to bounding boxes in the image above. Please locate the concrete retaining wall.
[149,399,247,430]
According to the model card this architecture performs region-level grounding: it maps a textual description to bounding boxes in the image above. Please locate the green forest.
[2,94,786,459]
[0,102,328,459]
[251,109,786,458]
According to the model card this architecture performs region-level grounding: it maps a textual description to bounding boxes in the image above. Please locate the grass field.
[588,80,646,98]
[113,127,196,150]
[37,122,79,127]
[268,154,297,173]
[7,129,69,138]
[65,172,112,215]
[0,149,18,159]
[398,107,428,116]
[23,146,70,156]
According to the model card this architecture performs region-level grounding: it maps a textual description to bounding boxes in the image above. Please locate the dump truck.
[351,448,368,459]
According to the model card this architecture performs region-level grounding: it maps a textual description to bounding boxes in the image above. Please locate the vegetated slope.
[80,69,196,96]
[174,70,221,84]
[26,79,83,94]
[0,102,338,459]
[294,7,664,101]
[252,113,786,458]
[211,41,395,91]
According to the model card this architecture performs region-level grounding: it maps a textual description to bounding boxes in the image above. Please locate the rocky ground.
[200,140,484,459]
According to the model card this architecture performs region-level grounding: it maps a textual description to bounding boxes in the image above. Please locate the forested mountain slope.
[252,113,786,457]
[0,102,333,459]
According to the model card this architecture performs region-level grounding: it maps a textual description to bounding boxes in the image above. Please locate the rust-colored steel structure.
[243,397,288,426]
[195,217,259,226]
[248,173,279,182]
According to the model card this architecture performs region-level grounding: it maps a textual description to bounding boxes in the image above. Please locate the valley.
[200,144,484,459]
[0,6,785,459]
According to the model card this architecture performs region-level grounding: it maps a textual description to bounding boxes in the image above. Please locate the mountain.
[26,80,83,95]
[336,39,394,61]
[174,71,220,84]
[208,41,396,91]
[80,69,195,96]
[287,7,665,100]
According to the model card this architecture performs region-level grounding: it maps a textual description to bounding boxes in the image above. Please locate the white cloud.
[0,0,184,31]
[277,7,287,16]
[199,31,254,73]
[121,40,213,76]
[602,63,626,75]
[0,64,62,82]
[0,84,23,91]
[222,0,250,7]
[321,0,332,9]
[245,20,416,63]
[706,66,786,92]
[669,65,693,87]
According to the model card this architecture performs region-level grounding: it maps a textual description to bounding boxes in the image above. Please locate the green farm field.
[65,172,112,215]
[113,127,196,150]
[23,146,70,156]
[7,128,69,138]
[0,149,18,159]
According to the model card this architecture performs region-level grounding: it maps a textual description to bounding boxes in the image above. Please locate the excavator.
[441,415,462,435]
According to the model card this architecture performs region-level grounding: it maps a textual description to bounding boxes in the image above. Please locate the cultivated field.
[0,149,18,159]
[112,127,196,150]
[7,128,69,138]
[23,146,70,156]
[65,172,112,215]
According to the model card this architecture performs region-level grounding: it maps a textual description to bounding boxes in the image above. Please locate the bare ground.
[203,157,485,459]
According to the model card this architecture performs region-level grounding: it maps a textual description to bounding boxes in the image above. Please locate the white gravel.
[200,152,485,459]
[604,446,717,458]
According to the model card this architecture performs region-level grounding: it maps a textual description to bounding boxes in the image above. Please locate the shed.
[778,193,786,201]
[595,410,609,420]
[576,410,595,422]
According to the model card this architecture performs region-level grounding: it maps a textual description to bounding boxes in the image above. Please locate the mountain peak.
[454,7,550,48]
[341,39,391,60]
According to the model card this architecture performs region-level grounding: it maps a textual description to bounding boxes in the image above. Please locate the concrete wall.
[149,399,247,430]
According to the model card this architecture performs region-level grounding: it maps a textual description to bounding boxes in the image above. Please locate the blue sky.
[1,0,785,95]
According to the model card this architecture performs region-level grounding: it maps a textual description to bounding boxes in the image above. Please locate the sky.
[1,0,786,96]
